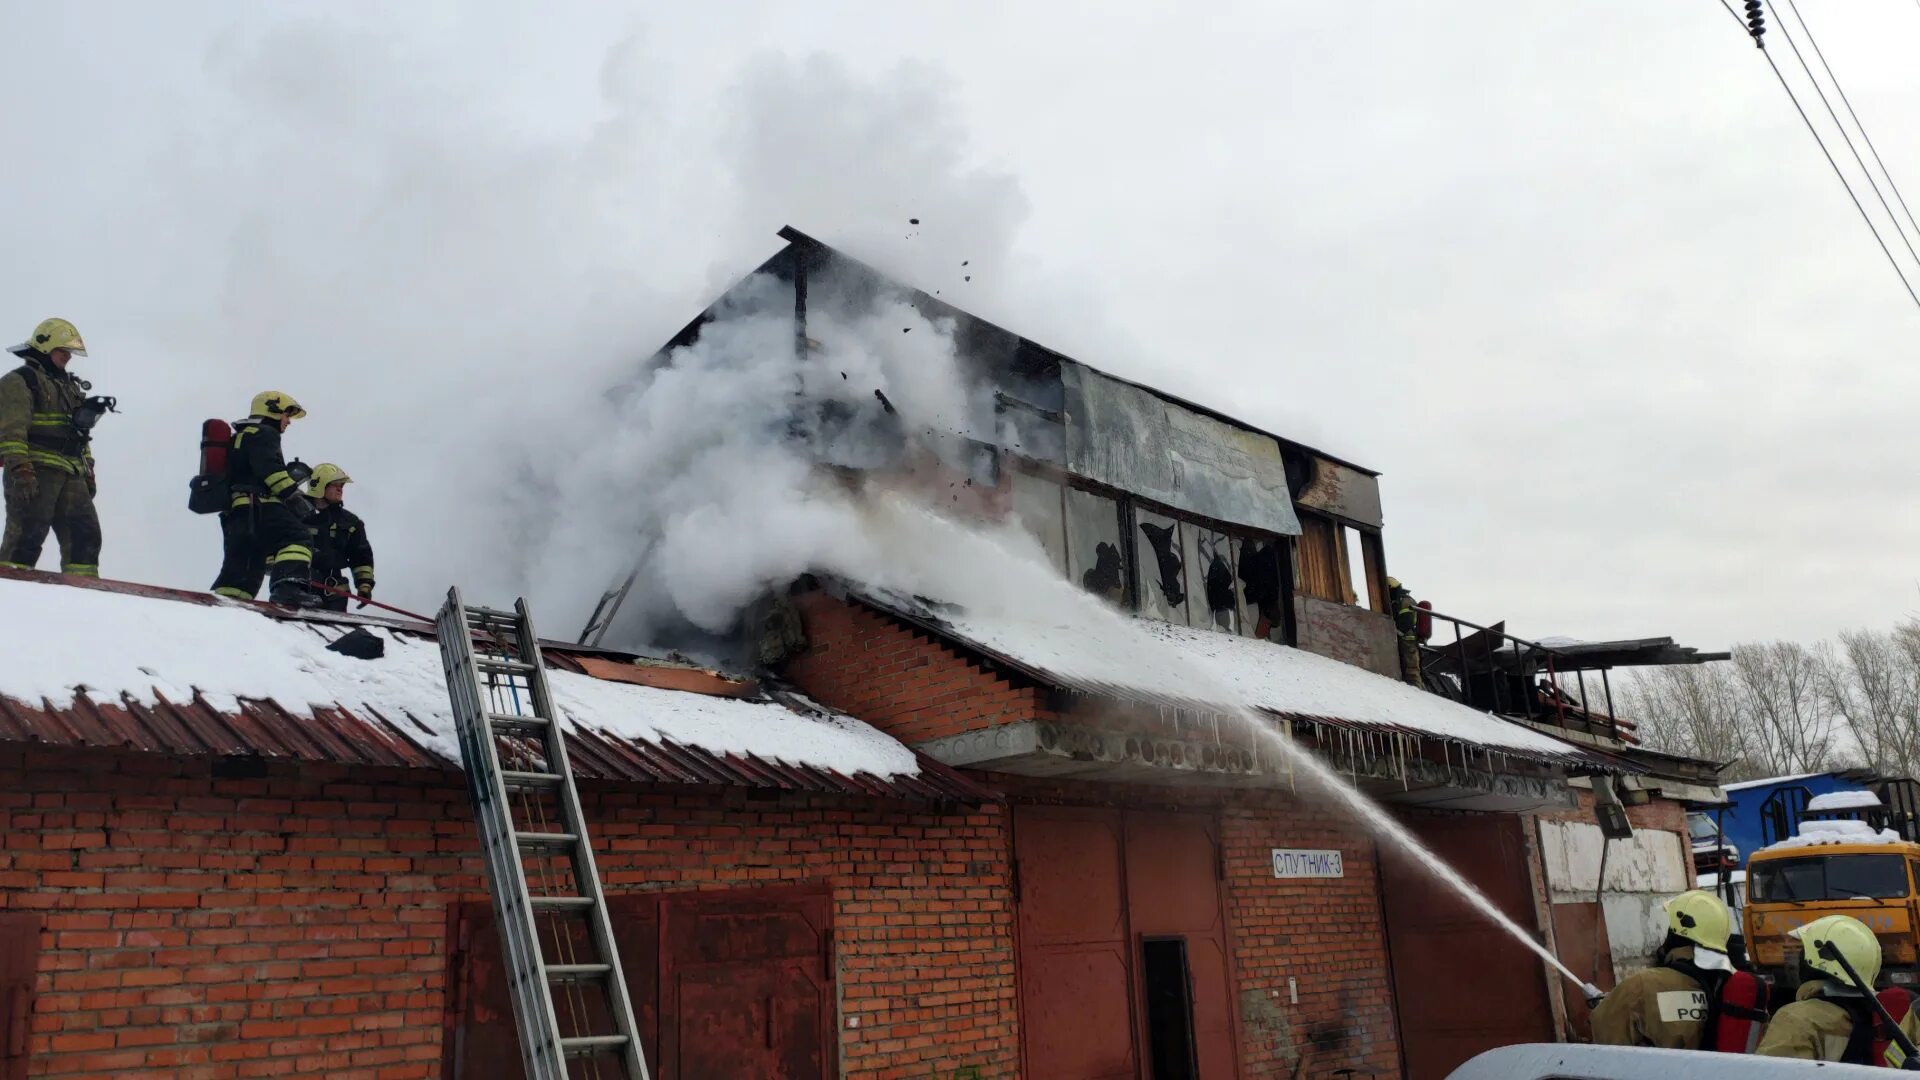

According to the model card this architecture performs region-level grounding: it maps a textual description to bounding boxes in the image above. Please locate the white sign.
[1271,848,1344,879]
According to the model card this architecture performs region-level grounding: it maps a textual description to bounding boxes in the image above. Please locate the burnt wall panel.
[1294,457,1384,529]
[1061,363,1301,536]
[1293,595,1400,678]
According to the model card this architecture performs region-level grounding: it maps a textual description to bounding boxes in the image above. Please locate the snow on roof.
[0,575,919,781]
[863,588,1600,764]
[1722,771,1832,792]
[1698,870,1747,889]
[1808,790,1883,812]
[1761,819,1904,852]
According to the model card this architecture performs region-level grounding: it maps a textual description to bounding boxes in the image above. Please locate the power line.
[1770,0,1920,273]
[1714,0,1920,314]
[1777,0,1920,253]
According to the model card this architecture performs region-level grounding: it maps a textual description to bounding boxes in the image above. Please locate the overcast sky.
[4,1,1917,651]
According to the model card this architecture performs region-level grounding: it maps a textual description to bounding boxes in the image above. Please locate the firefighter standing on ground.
[1755,914,1883,1062]
[303,463,374,612]
[211,392,316,605]
[1590,890,1736,1049]
[0,319,103,576]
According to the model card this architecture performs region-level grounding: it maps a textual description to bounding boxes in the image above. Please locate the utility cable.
[1777,0,1920,253]
[1770,0,1920,274]
[1714,0,1920,314]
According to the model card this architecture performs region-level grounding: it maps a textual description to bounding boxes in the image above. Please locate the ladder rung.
[514,830,579,850]
[544,963,612,983]
[478,659,537,674]
[466,605,521,622]
[528,896,596,911]
[560,1035,630,1057]
[489,712,552,732]
[500,770,565,791]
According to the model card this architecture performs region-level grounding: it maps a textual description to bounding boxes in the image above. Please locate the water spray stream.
[835,501,1606,1003]
[1242,708,1600,997]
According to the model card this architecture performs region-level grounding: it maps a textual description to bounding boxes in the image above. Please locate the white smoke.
[0,15,1040,633]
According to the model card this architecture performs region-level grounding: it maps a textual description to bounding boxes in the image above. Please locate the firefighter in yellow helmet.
[210,392,317,606]
[1590,890,1735,1049]
[302,463,374,612]
[1755,914,1883,1062]
[0,318,107,577]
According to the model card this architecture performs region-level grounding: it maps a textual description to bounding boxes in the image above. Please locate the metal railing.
[1415,607,1628,744]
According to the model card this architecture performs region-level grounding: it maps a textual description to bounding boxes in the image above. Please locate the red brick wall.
[784,590,1056,745]
[1536,787,1688,835]
[1221,802,1399,1079]
[0,746,1016,1080]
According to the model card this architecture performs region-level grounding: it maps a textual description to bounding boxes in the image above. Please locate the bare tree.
[1730,641,1840,775]
[1620,662,1762,779]
[1823,625,1920,776]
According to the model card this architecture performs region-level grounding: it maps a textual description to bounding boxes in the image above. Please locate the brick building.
[0,227,1727,1080]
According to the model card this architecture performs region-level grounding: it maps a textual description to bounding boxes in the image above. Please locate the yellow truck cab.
[1744,833,1920,990]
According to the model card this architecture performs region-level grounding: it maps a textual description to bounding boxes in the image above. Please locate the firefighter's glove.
[356,584,374,609]
[284,492,316,521]
[6,462,36,503]
[84,462,96,497]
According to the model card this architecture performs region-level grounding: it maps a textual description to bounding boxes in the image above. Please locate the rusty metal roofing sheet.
[0,567,995,804]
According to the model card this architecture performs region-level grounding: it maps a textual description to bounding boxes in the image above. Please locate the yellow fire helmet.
[250,391,307,421]
[1665,890,1733,970]
[11,317,86,358]
[304,463,351,498]
[1792,914,1882,990]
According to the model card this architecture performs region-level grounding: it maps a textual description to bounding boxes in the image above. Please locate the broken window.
[1066,486,1126,606]
[1237,537,1286,642]
[1183,525,1237,633]
[1342,525,1372,611]
[1010,470,1068,575]
[1134,508,1189,624]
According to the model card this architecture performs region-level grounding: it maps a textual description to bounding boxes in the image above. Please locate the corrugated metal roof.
[0,567,994,804]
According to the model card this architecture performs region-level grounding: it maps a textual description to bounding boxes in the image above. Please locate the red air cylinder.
[1415,600,1433,642]
[1873,986,1915,1067]
[199,419,231,477]
[1712,969,1769,1053]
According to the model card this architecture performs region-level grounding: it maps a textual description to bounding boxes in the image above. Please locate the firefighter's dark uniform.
[1388,578,1424,689]
[309,504,374,612]
[210,419,312,602]
[1589,946,1719,1049]
[0,351,100,575]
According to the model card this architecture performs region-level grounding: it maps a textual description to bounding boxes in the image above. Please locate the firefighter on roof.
[211,391,317,606]
[303,463,374,612]
[1590,890,1736,1049]
[0,318,105,577]
[1755,915,1883,1062]
[1387,577,1426,689]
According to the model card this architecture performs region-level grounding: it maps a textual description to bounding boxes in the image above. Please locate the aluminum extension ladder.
[435,588,650,1080]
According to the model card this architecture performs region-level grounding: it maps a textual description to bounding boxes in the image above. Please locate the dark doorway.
[1142,936,1199,1080]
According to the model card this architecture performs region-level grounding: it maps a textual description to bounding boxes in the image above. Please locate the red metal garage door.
[447,884,833,1080]
[1379,814,1554,1080]
[1016,806,1138,1080]
[1014,805,1241,1080]
[1125,813,1237,1080]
